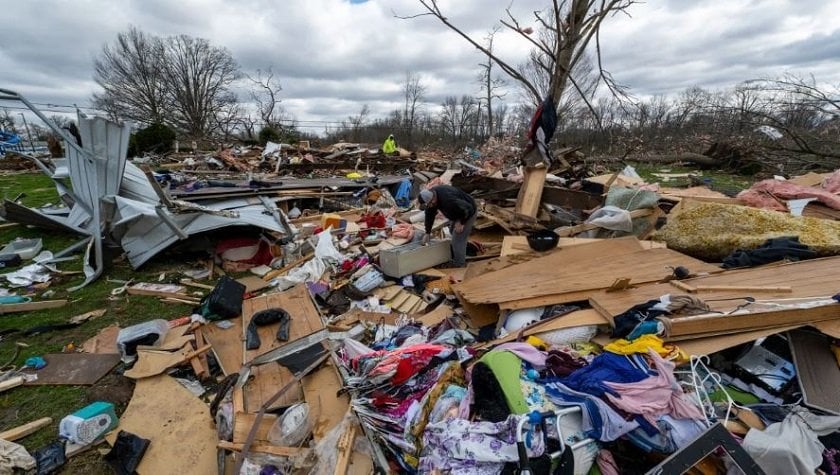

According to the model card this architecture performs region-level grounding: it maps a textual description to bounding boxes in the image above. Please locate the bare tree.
[477,28,507,138]
[402,71,427,148]
[93,27,240,139]
[247,67,285,128]
[399,0,636,123]
[348,104,371,142]
[92,26,167,125]
[163,35,240,139]
[439,95,479,144]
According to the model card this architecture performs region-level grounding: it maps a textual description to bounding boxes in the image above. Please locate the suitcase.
[197,276,246,320]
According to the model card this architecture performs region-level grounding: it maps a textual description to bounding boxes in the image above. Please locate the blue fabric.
[560,353,652,398]
[394,179,412,207]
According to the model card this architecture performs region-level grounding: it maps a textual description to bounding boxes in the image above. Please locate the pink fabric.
[494,342,547,370]
[391,223,415,240]
[597,449,620,475]
[604,350,704,427]
[738,179,840,211]
[824,170,840,194]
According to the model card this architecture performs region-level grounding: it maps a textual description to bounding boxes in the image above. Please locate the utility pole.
[18,113,36,153]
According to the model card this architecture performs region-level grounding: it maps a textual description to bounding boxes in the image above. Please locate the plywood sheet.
[589,256,840,319]
[107,374,217,475]
[459,241,717,305]
[242,285,323,411]
[515,166,548,218]
[236,275,271,293]
[232,412,278,445]
[202,318,244,376]
[301,360,349,442]
[23,353,120,385]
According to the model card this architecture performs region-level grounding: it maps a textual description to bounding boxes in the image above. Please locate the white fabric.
[743,406,840,475]
[0,439,35,474]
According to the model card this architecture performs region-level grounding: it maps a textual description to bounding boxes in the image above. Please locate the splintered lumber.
[458,238,717,305]
[0,417,52,441]
[515,164,548,218]
[124,344,211,379]
[242,284,324,412]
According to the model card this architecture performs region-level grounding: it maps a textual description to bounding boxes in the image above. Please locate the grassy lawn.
[623,162,754,196]
[0,172,204,473]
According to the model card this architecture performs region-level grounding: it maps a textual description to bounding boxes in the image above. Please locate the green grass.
[621,162,754,196]
[0,172,205,472]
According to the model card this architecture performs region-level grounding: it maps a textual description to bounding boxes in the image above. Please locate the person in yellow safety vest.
[382,134,397,155]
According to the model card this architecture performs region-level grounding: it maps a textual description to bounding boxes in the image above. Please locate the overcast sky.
[1,0,839,134]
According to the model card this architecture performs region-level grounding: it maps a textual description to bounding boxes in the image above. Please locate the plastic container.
[0,238,43,260]
[116,319,169,363]
[267,402,312,446]
[59,401,119,444]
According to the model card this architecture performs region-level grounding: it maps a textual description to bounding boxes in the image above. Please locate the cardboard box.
[379,240,451,278]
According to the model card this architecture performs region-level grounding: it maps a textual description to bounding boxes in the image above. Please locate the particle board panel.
[588,256,840,320]
[459,243,717,305]
[107,374,217,475]
[242,285,323,412]
[202,318,244,376]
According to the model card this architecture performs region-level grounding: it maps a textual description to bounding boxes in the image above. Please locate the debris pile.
[3,89,840,474]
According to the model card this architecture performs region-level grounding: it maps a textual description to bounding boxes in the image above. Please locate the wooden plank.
[0,299,67,314]
[0,417,52,442]
[459,239,714,305]
[203,318,243,376]
[218,441,306,457]
[694,285,792,293]
[515,166,548,218]
[301,360,349,442]
[242,285,323,412]
[668,305,840,338]
[0,376,25,393]
[335,423,358,475]
[126,282,188,298]
[106,375,217,475]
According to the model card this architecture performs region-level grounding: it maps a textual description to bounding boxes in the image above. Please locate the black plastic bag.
[104,430,150,475]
